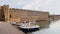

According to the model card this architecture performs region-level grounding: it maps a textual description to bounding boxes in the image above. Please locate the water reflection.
[33,20,60,34]
[36,20,50,29]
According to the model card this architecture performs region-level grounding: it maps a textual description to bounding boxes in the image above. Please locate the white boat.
[17,22,40,32]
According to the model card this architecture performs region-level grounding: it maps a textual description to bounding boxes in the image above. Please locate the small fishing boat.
[17,21,40,32]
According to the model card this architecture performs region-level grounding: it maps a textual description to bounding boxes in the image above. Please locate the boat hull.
[17,27,39,32]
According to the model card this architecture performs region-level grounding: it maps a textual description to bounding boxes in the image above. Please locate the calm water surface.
[32,20,60,34]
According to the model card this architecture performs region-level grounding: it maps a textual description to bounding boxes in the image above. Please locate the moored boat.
[17,21,40,32]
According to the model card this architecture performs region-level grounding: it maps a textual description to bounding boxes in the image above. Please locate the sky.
[0,0,60,15]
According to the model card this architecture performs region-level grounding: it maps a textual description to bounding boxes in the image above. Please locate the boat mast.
[7,5,10,22]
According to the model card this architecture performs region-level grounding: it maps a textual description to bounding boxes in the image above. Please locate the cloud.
[0,0,60,15]
[22,0,60,15]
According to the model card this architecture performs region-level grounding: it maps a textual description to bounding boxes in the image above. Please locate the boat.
[17,21,40,33]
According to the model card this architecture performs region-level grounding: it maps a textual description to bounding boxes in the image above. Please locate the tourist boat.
[17,21,40,32]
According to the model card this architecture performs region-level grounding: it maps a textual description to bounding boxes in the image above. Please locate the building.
[49,15,60,21]
[0,5,49,22]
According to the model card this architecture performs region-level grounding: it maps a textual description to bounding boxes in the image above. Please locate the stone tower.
[3,5,10,22]
[0,6,5,21]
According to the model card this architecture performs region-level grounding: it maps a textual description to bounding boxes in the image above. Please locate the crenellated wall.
[9,8,49,22]
[0,5,49,22]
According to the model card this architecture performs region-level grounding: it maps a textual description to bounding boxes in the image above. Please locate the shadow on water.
[36,20,50,29]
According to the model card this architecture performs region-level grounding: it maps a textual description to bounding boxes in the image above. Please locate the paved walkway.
[0,22,25,34]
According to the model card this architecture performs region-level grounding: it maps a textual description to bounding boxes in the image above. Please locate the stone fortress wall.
[0,5,49,22]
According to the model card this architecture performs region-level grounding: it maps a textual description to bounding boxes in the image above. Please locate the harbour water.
[31,20,60,34]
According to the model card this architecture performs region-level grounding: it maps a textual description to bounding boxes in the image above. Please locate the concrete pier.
[0,22,25,34]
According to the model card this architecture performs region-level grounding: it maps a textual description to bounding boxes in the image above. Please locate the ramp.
[0,22,25,34]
